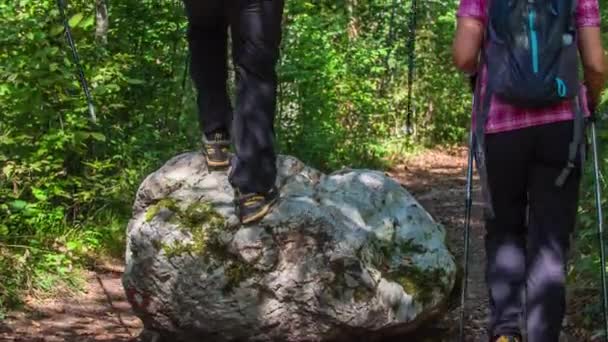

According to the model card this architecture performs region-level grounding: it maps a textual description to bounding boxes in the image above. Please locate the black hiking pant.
[183,0,284,194]
[484,120,583,342]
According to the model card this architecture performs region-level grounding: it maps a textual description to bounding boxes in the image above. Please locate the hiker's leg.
[526,121,582,342]
[485,128,534,338]
[228,0,284,194]
[183,0,232,136]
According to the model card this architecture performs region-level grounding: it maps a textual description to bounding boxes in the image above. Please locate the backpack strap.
[552,0,582,187]
[555,96,585,187]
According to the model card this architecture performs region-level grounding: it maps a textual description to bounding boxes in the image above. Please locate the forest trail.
[0,147,592,342]
[0,263,141,342]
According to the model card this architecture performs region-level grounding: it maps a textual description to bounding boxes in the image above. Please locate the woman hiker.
[452,0,606,340]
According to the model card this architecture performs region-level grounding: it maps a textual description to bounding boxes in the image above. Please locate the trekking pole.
[459,123,475,342]
[57,0,97,123]
[405,0,418,135]
[590,117,608,342]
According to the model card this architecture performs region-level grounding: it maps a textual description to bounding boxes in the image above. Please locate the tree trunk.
[347,0,359,40]
[96,0,109,44]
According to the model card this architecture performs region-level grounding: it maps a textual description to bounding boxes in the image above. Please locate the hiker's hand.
[579,27,606,121]
[589,100,597,121]
[587,89,600,122]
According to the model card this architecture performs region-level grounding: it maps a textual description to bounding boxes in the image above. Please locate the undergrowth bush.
[0,0,195,314]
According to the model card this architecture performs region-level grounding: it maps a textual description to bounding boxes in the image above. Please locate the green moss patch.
[363,236,447,307]
[162,240,195,258]
[223,261,256,294]
[353,285,375,302]
[385,266,448,306]
[145,198,179,222]
[146,198,261,293]
[364,237,427,269]
[146,198,226,257]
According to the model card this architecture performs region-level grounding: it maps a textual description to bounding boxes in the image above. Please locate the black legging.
[484,120,582,342]
[183,0,284,194]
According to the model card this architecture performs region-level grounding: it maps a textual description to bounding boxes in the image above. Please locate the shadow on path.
[0,264,142,342]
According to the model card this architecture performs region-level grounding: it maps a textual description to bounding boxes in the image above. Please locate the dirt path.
[0,147,592,341]
[0,264,142,342]
[388,146,490,341]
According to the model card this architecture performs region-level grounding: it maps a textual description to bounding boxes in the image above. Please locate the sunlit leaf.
[50,25,64,36]
[125,78,145,85]
[90,133,106,142]
[68,13,84,28]
[80,15,95,29]
[9,200,27,211]
[31,187,48,202]
[0,225,8,237]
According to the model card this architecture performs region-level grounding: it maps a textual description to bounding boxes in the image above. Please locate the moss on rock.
[353,285,374,302]
[385,266,449,306]
[162,240,194,258]
[177,201,226,258]
[399,239,427,255]
[145,198,179,222]
[146,198,227,258]
[362,235,447,307]
[223,261,256,294]
[146,198,260,293]
[363,237,426,272]
[151,239,162,251]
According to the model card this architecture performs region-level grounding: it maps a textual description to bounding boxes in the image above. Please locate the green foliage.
[277,0,470,170]
[0,0,195,312]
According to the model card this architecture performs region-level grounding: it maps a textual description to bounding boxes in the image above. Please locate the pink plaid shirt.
[457,0,601,134]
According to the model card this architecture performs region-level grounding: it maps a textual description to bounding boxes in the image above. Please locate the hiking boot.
[494,336,521,342]
[236,186,279,224]
[202,131,231,169]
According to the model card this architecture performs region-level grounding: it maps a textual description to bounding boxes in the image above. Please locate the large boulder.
[123,153,457,342]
